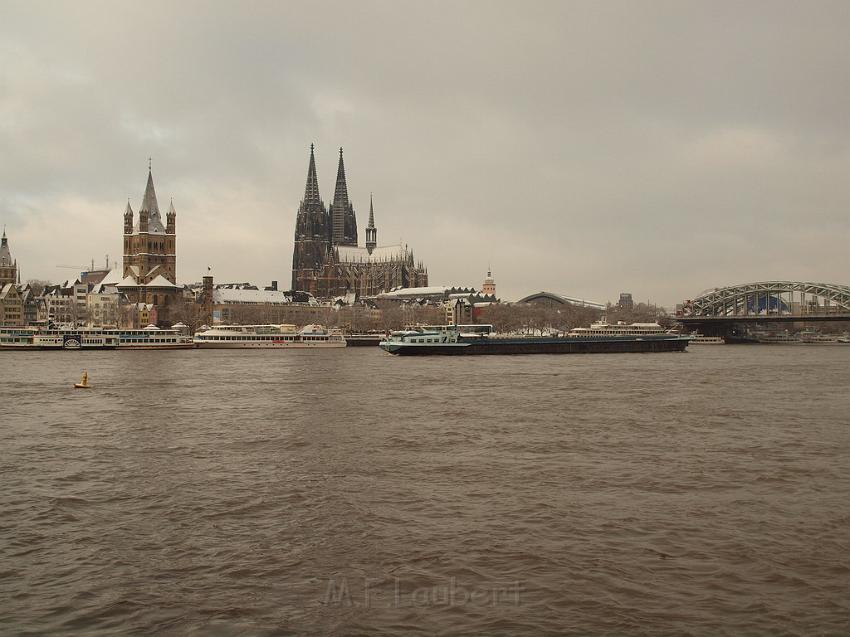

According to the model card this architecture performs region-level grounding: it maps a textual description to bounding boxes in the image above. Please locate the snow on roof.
[99,268,124,286]
[378,286,449,299]
[90,283,122,294]
[145,274,178,288]
[116,275,140,287]
[337,244,406,263]
[213,288,291,305]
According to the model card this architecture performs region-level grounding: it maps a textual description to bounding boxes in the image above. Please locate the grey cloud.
[1,0,849,304]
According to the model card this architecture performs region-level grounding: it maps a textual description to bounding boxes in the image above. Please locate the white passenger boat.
[32,328,119,350]
[798,329,842,344]
[568,321,670,337]
[105,325,194,349]
[689,333,725,344]
[0,327,39,350]
[0,325,192,350]
[193,324,347,349]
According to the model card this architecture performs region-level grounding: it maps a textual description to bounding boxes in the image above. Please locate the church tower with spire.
[120,164,179,318]
[291,144,330,292]
[365,194,377,255]
[123,165,177,285]
[329,147,358,247]
[0,227,18,287]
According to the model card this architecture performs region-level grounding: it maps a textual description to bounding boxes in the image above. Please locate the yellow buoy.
[74,370,91,389]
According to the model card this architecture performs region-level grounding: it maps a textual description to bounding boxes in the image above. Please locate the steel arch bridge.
[680,281,850,318]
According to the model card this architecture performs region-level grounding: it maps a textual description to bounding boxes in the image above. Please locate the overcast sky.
[2,1,849,305]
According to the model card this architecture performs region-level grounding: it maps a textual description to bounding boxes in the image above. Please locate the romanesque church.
[119,167,181,308]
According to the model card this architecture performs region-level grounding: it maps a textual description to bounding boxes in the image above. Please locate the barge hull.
[383,336,690,356]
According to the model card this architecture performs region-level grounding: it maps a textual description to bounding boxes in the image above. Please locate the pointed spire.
[0,226,11,266]
[303,143,321,203]
[331,147,357,245]
[138,163,166,233]
[124,199,134,234]
[365,193,377,254]
[168,198,176,214]
[333,147,349,207]
[140,168,160,215]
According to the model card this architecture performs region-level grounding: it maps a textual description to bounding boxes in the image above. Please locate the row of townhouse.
[0,279,157,329]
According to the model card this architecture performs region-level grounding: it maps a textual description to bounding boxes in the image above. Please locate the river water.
[1,345,849,635]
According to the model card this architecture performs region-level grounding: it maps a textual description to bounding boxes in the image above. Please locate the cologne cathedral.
[291,145,428,298]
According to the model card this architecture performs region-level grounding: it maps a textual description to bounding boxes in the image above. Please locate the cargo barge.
[345,333,384,347]
[379,326,691,356]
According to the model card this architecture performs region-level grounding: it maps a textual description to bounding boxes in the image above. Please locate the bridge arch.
[680,281,850,317]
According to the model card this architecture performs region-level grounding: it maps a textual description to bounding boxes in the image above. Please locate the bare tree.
[168,299,209,332]
[25,279,51,296]
[481,302,601,335]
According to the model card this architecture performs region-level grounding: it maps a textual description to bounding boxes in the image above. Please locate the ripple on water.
[1,347,850,634]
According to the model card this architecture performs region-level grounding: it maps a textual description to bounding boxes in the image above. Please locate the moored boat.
[106,325,194,349]
[568,321,670,337]
[689,333,725,344]
[32,329,120,350]
[193,324,347,349]
[0,327,39,349]
[686,330,725,344]
[1,325,192,350]
[798,329,842,344]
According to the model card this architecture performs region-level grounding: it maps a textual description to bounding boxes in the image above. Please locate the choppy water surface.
[1,346,849,635]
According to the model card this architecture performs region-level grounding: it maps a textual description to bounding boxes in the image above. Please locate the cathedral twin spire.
[332,147,350,209]
[304,143,322,204]
[330,147,357,246]
[300,144,366,248]
[292,144,427,295]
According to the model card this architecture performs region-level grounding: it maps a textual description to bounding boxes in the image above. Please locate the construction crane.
[56,257,109,272]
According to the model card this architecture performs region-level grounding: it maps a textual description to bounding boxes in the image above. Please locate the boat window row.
[198,335,297,341]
